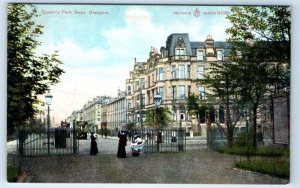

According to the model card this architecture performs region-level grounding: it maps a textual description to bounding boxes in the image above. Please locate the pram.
[130,136,145,157]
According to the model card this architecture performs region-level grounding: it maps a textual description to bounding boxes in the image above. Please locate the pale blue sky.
[33,4,234,123]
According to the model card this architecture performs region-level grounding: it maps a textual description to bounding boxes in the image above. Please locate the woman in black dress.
[90,132,98,155]
[117,130,127,158]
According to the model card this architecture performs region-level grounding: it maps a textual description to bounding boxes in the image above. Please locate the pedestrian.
[90,132,98,155]
[117,130,127,158]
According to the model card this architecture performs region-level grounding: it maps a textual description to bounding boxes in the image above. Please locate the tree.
[144,107,172,128]
[199,62,243,147]
[226,6,291,148]
[7,4,65,134]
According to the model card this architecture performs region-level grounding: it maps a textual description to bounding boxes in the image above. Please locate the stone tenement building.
[126,33,231,131]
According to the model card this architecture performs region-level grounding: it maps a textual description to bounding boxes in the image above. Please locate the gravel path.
[9,149,289,184]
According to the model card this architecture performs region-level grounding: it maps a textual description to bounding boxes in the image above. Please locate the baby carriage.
[130,136,145,157]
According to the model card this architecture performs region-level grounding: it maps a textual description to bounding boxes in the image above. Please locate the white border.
[1,1,299,188]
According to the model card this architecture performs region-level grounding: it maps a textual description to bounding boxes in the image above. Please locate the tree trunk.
[252,103,258,149]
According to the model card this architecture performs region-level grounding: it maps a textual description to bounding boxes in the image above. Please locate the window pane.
[179,85,186,99]
[198,86,205,99]
[197,50,204,60]
[198,66,204,79]
[179,65,185,79]
[172,65,176,79]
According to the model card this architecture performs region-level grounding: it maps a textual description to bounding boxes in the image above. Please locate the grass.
[218,146,290,178]
[217,146,289,157]
[7,166,18,182]
[236,160,290,178]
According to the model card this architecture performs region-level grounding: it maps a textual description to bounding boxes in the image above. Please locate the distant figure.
[90,132,98,155]
[104,128,108,138]
[117,130,127,158]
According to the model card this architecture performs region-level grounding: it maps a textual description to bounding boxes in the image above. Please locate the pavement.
[7,136,289,184]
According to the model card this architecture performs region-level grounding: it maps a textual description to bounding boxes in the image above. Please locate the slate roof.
[166,33,193,56]
[165,33,231,57]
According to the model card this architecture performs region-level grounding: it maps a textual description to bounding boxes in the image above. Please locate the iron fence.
[17,128,78,157]
[131,128,186,153]
[207,127,274,150]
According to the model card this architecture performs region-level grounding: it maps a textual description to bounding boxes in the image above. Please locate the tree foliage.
[7,4,65,134]
[144,107,172,128]
[199,62,243,147]
[225,6,290,148]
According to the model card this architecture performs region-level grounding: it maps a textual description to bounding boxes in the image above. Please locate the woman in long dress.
[90,132,98,155]
[117,130,127,158]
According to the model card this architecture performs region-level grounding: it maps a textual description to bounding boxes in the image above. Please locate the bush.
[236,160,290,178]
[235,132,252,147]
[218,146,289,157]
[7,166,18,182]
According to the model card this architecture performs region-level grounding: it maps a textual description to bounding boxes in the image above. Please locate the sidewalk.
[8,149,289,184]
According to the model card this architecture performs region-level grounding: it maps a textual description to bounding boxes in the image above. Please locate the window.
[198,86,205,99]
[197,50,204,60]
[172,86,177,100]
[180,110,186,120]
[173,110,177,121]
[172,65,176,79]
[198,66,205,79]
[148,76,150,88]
[179,85,186,99]
[187,65,191,79]
[127,100,132,109]
[179,65,185,79]
[136,81,139,91]
[159,87,164,100]
[159,67,165,81]
[140,78,145,89]
[127,86,131,94]
[142,94,145,106]
[175,48,186,56]
[217,50,223,60]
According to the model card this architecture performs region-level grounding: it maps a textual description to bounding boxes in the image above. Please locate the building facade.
[106,89,127,131]
[81,96,112,132]
[125,33,231,131]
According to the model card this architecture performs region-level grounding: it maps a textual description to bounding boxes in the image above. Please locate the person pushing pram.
[130,133,145,157]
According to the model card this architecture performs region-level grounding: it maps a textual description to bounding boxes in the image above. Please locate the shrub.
[7,166,18,182]
[235,132,252,147]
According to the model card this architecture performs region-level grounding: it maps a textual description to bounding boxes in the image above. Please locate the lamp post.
[154,94,162,152]
[45,91,53,155]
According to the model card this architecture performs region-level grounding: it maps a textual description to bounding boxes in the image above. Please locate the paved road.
[7,136,289,184]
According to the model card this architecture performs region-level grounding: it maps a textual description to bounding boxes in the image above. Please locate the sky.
[33,4,233,125]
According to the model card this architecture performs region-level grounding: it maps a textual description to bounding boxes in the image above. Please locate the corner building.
[126,33,231,132]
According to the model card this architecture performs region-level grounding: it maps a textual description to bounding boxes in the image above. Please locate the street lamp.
[154,94,162,152]
[45,91,53,155]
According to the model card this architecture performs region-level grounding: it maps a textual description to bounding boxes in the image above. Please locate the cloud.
[39,7,232,125]
[38,39,105,67]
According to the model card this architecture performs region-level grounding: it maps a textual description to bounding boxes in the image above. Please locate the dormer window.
[197,50,204,61]
[175,48,186,56]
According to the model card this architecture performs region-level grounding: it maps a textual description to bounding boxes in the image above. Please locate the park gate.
[17,128,79,157]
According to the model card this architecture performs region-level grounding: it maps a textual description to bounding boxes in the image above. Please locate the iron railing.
[17,128,78,157]
[131,128,186,153]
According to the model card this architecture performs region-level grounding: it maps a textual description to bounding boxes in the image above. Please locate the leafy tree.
[7,4,65,134]
[199,62,243,147]
[144,107,172,128]
[226,6,291,148]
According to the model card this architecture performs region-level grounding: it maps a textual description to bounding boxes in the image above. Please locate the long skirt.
[117,144,126,158]
[90,140,98,155]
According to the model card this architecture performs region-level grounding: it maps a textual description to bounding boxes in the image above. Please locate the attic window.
[175,48,186,56]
